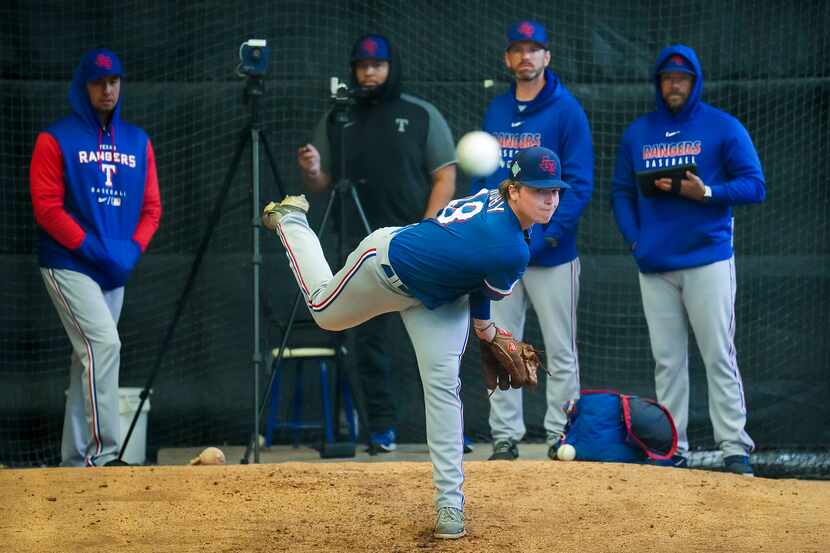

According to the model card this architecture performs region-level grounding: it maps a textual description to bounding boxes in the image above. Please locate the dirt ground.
[2,460,829,553]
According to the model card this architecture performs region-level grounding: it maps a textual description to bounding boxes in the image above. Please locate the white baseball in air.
[456,131,501,177]
[557,443,576,462]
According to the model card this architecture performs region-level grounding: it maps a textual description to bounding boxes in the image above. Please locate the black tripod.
[239,89,373,463]
[117,72,286,464]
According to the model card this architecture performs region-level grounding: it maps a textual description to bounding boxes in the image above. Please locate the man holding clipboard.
[610,44,765,476]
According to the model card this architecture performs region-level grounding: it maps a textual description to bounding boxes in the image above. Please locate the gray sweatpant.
[41,268,124,467]
[488,260,581,446]
[276,212,469,511]
[639,257,754,458]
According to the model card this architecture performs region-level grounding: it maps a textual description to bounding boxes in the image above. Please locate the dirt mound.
[2,461,828,552]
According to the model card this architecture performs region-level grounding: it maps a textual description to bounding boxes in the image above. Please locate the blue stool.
[264,346,357,448]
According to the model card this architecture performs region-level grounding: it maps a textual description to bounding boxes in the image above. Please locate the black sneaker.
[651,454,688,468]
[488,440,518,461]
[547,442,560,460]
[103,459,130,467]
[723,455,754,477]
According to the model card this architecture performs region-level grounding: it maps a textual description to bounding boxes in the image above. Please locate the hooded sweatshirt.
[611,44,765,273]
[312,36,456,237]
[475,67,594,267]
[30,49,161,290]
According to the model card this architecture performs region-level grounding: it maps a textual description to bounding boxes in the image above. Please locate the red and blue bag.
[559,389,678,462]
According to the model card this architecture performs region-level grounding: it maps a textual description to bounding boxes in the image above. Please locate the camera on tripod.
[329,76,356,108]
[238,39,270,78]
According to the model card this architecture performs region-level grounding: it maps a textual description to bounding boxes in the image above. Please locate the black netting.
[1,1,828,473]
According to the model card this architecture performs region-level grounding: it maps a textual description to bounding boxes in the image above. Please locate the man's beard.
[666,95,687,112]
[514,66,544,82]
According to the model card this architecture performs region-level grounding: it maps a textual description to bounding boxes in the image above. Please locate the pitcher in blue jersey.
[611,45,765,476]
[263,147,568,539]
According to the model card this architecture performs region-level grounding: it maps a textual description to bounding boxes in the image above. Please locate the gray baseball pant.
[41,268,124,467]
[639,257,754,458]
[488,260,581,446]
[276,212,468,511]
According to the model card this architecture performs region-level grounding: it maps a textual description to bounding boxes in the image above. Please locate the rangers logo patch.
[539,155,557,176]
[518,21,535,38]
[360,38,378,56]
[95,53,113,70]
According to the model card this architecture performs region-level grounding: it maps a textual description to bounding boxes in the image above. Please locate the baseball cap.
[508,147,569,190]
[658,54,695,76]
[350,34,391,62]
[78,48,125,83]
[506,20,548,49]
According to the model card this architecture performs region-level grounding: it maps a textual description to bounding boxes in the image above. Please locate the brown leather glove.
[480,327,543,391]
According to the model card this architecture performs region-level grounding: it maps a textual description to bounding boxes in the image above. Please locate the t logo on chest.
[395,118,409,133]
[101,163,117,187]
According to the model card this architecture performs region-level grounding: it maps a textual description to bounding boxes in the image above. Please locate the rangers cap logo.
[95,53,113,70]
[361,38,378,56]
[539,155,557,176]
[518,21,535,38]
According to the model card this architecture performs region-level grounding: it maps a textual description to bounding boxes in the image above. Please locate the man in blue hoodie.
[476,20,593,461]
[30,48,162,467]
[611,45,765,476]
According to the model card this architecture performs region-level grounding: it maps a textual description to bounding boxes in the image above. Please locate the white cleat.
[433,506,466,539]
[262,195,309,231]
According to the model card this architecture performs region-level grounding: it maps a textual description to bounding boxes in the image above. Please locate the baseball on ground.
[190,446,226,465]
[456,131,501,177]
[557,443,576,461]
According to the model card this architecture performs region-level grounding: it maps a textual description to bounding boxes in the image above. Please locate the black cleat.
[488,440,519,461]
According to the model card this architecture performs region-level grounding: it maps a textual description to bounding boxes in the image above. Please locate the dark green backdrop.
[1,1,828,466]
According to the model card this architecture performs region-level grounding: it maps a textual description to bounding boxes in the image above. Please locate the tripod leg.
[349,185,373,236]
[118,126,250,462]
[259,132,287,199]
[241,183,343,463]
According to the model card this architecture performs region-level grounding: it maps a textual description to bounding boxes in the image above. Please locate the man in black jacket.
[297,34,456,453]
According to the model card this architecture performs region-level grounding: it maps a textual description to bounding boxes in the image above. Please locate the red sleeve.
[29,132,86,250]
[132,139,162,252]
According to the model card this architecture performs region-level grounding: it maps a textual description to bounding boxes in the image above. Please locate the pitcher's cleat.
[433,506,466,539]
[262,195,309,231]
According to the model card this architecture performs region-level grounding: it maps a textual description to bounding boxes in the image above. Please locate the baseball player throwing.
[263,146,568,539]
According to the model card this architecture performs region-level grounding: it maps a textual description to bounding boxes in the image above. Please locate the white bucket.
[118,387,151,465]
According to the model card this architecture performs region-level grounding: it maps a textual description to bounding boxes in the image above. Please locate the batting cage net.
[1,1,828,476]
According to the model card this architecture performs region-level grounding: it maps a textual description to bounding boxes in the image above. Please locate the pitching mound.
[2,460,829,552]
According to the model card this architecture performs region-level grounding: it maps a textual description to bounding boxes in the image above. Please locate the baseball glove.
[480,327,543,392]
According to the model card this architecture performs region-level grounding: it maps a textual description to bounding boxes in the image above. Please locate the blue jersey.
[475,68,593,267]
[611,44,765,273]
[388,188,529,320]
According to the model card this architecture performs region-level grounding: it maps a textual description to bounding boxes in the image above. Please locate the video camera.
[237,39,270,78]
[329,76,357,106]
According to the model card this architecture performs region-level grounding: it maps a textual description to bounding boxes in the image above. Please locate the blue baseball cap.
[508,147,569,189]
[351,34,391,62]
[78,48,125,82]
[658,54,695,76]
[506,20,548,49]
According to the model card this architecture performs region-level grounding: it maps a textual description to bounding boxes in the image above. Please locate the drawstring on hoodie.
[96,124,118,181]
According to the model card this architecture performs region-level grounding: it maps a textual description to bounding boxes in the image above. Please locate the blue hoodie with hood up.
[30,48,161,290]
[475,68,594,267]
[611,44,765,273]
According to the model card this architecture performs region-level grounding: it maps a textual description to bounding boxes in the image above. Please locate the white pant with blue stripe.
[41,268,124,467]
[488,260,582,447]
[639,257,754,458]
[276,212,469,511]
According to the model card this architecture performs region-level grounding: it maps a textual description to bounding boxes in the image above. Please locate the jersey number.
[436,198,484,225]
